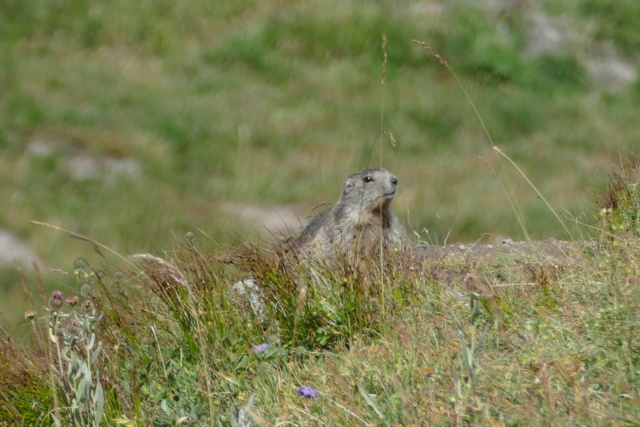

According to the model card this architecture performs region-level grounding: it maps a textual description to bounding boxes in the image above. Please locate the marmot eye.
[364,176,374,183]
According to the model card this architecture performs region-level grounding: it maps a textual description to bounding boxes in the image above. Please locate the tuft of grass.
[0,331,52,425]
[2,170,640,424]
[598,160,640,238]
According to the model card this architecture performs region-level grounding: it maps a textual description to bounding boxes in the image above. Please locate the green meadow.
[0,0,639,424]
[1,0,638,264]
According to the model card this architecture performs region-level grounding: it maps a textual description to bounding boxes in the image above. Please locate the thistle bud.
[81,300,95,315]
[66,318,81,336]
[80,283,92,296]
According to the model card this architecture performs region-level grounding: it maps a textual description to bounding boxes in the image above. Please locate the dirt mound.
[416,238,597,264]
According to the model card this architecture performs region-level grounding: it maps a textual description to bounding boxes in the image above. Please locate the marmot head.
[342,168,398,212]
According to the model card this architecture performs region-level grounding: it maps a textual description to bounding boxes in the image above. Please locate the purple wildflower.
[66,318,81,336]
[253,343,269,354]
[49,291,65,310]
[297,385,319,399]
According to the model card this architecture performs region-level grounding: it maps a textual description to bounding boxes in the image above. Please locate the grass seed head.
[412,39,451,70]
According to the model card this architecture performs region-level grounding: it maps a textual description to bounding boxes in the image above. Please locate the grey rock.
[28,139,141,182]
[0,230,41,267]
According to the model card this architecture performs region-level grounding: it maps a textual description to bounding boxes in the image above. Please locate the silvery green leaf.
[460,335,472,374]
[358,383,385,420]
[228,407,238,427]
[236,407,251,427]
[233,394,255,427]
[93,372,104,425]
[476,326,489,356]
[245,394,255,410]
[77,378,86,400]
[49,328,58,344]
[84,364,94,388]
[88,331,96,350]
[91,342,102,365]
[72,355,82,378]
[450,312,464,336]
[460,334,477,387]
[72,405,84,425]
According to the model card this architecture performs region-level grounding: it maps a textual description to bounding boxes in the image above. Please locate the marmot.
[295,168,405,258]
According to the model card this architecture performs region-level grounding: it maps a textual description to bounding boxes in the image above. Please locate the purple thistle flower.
[253,343,269,354]
[297,385,319,399]
[49,291,65,310]
[66,318,81,336]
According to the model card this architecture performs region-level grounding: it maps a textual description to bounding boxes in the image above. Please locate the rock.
[522,11,636,93]
[28,139,141,182]
[221,203,306,237]
[0,230,41,268]
[231,278,265,321]
[583,43,637,94]
[525,12,575,58]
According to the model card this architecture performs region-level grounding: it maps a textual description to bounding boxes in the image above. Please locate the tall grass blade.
[358,383,385,420]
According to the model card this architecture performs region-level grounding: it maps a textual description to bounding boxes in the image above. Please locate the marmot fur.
[295,168,405,258]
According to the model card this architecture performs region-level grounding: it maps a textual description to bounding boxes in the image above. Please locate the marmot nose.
[391,176,398,186]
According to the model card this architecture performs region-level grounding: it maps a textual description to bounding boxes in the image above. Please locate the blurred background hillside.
[1,0,639,321]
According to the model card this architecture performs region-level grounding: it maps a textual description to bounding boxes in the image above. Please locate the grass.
[1,0,640,423]
[2,0,640,301]
[1,169,639,424]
